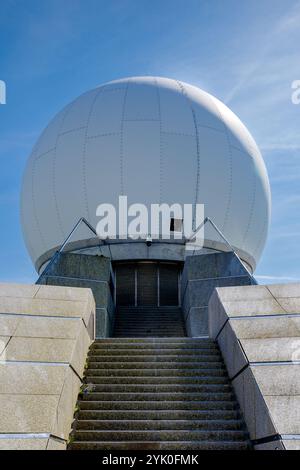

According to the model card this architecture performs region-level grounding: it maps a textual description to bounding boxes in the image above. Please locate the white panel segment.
[87,88,125,137]
[161,133,197,205]
[213,97,259,156]
[34,108,68,156]
[197,126,231,231]
[54,129,87,236]
[158,78,195,135]
[20,159,41,263]
[85,134,121,228]
[243,172,270,257]
[180,83,224,132]
[32,150,62,252]
[60,89,99,134]
[124,79,160,121]
[122,121,160,205]
[223,146,256,250]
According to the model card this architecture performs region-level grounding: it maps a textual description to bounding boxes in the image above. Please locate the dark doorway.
[115,261,180,307]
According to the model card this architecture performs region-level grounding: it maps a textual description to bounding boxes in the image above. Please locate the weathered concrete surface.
[181,252,253,336]
[38,253,115,338]
[0,283,95,450]
[209,283,300,450]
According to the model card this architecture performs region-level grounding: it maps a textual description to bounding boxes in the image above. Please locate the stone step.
[90,342,214,351]
[88,355,221,363]
[72,429,247,442]
[85,368,228,377]
[87,361,224,370]
[84,375,229,385]
[69,335,250,451]
[78,400,238,411]
[113,332,186,336]
[77,409,241,421]
[114,320,185,323]
[88,349,219,357]
[113,334,186,338]
[69,440,250,450]
[81,392,234,402]
[93,338,212,344]
[84,383,231,393]
[75,419,244,431]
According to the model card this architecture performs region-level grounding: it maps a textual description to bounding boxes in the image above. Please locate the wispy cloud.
[256,274,300,282]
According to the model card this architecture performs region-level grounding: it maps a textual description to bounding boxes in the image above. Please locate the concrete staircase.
[113,307,186,337]
[68,338,251,450]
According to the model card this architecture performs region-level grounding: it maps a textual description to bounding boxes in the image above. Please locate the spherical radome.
[20,76,271,272]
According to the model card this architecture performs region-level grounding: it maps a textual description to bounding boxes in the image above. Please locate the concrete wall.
[181,252,253,337]
[38,253,115,338]
[209,283,300,450]
[0,283,95,450]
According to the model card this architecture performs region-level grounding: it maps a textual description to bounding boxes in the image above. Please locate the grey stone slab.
[13,315,81,340]
[216,284,272,303]
[185,307,208,337]
[218,321,248,378]
[188,276,251,309]
[264,395,300,435]
[0,283,40,299]
[0,437,49,450]
[281,439,300,450]
[267,283,300,299]
[241,337,300,363]
[231,315,300,340]
[252,364,300,396]
[96,308,111,338]
[46,252,111,280]
[208,290,229,339]
[221,298,286,317]
[0,395,60,433]
[183,252,249,282]
[232,367,276,441]
[0,337,75,363]
[0,363,67,395]
[276,297,300,314]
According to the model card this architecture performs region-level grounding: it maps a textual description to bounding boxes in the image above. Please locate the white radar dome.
[20,76,271,272]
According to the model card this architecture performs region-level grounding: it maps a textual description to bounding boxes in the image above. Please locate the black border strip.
[215,318,229,341]
[251,434,282,446]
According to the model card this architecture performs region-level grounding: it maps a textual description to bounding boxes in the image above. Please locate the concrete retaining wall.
[38,253,115,338]
[0,283,95,450]
[209,283,300,450]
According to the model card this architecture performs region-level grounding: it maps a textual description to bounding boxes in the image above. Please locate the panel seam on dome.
[123,118,160,122]
[120,80,130,196]
[34,147,56,161]
[230,142,258,157]
[101,87,128,93]
[253,213,269,260]
[241,158,257,250]
[87,132,121,139]
[154,78,163,204]
[52,103,76,239]
[26,114,57,260]
[30,115,57,255]
[176,81,200,229]
[58,126,87,137]
[82,87,105,223]
[210,98,233,234]
[161,130,196,137]
[30,146,48,255]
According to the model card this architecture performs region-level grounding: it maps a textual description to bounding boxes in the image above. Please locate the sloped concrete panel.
[209,283,300,450]
[0,282,95,450]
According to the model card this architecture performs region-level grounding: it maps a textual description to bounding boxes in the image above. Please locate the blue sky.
[0,0,300,284]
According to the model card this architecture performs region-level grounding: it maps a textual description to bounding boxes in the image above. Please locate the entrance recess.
[115,262,180,307]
